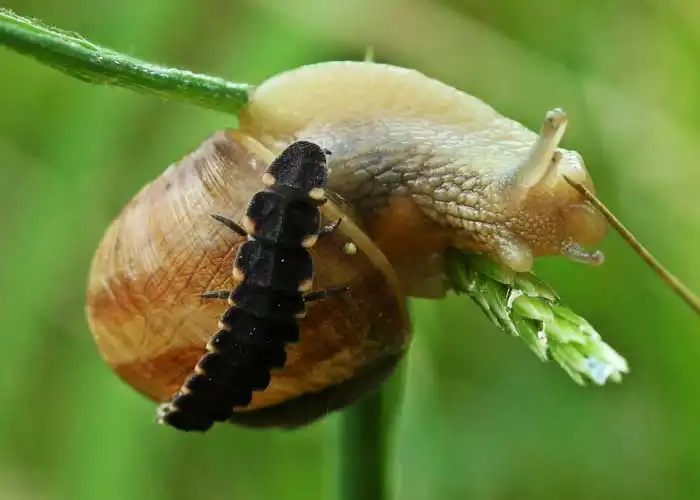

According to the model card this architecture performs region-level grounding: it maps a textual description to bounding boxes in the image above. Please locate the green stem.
[0,8,250,114]
[337,363,406,500]
[338,390,389,500]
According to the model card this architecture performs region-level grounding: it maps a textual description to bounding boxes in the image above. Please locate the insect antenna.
[564,175,700,317]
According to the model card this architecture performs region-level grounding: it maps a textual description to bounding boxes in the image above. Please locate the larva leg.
[200,290,232,300]
[319,218,342,237]
[303,285,350,303]
[211,214,247,237]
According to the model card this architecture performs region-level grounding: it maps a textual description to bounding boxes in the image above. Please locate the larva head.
[263,140,329,199]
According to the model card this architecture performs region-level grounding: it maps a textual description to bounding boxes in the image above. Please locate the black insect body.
[157,141,348,432]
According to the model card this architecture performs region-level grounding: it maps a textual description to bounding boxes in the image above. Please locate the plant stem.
[0,8,250,114]
[338,389,389,500]
[336,362,406,500]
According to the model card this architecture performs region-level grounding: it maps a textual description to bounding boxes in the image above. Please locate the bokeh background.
[1,0,700,499]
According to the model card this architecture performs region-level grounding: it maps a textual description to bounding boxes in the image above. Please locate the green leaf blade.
[0,7,251,114]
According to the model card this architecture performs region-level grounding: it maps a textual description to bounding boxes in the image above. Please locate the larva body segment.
[234,241,313,292]
[157,141,344,432]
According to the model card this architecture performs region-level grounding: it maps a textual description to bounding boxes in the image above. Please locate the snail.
[86,60,607,428]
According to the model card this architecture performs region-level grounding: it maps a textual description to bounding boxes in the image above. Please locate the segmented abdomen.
[159,298,303,431]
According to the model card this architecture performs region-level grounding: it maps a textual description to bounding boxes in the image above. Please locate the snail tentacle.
[561,241,605,266]
[512,108,568,191]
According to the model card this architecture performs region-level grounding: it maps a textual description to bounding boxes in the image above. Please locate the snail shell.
[87,130,410,427]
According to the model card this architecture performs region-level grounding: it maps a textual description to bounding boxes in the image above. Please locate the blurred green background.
[1,0,699,499]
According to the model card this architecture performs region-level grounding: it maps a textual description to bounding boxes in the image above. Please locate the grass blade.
[0,7,250,114]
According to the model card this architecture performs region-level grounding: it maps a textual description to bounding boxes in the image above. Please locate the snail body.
[87,61,607,428]
[240,61,607,290]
